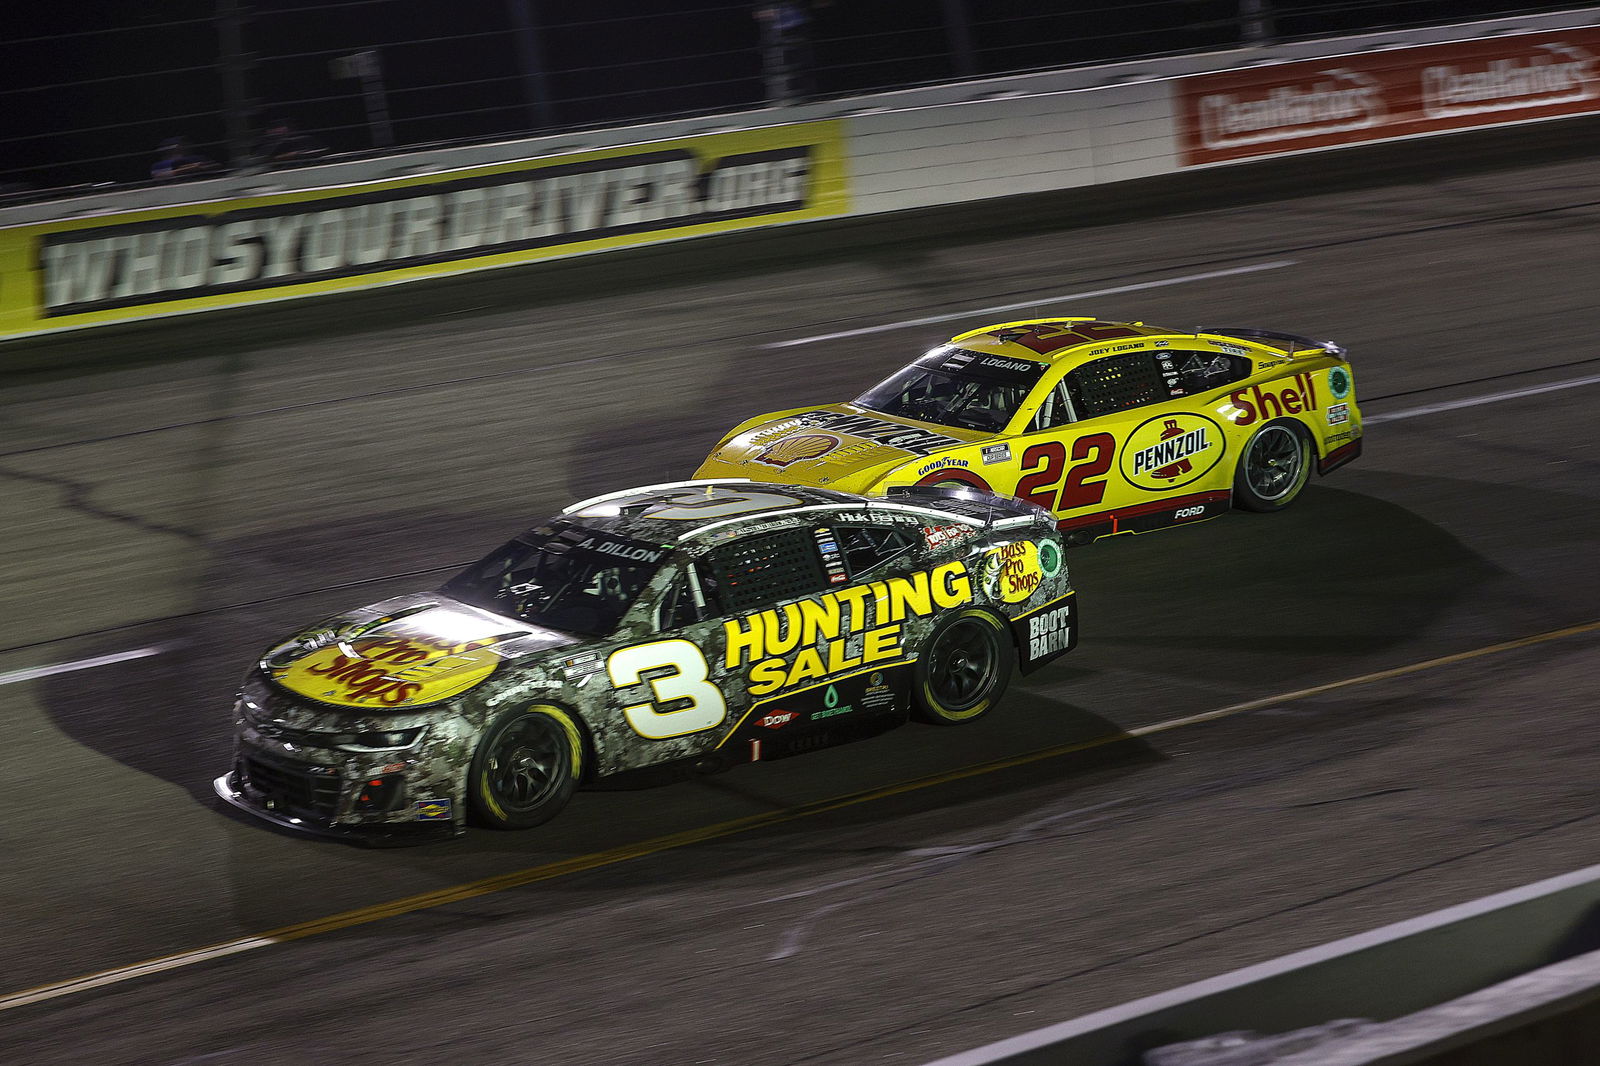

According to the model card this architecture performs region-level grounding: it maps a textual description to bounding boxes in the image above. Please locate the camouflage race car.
[214,480,1077,842]
[695,318,1361,543]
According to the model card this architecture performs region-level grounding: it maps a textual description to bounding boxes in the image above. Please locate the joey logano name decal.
[726,561,973,696]
[39,144,819,317]
[1120,413,1224,491]
[271,635,501,708]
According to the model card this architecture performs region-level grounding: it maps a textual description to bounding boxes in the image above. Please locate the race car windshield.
[855,349,1044,432]
[442,525,668,637]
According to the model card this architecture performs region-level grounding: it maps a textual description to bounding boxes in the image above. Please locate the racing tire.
[914,609,1013,725]
[1233,419,1311,513]
[468,705,584,830]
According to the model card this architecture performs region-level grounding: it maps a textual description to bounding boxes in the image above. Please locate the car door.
[1008,347,1241,536]
[710,521,919,759]
[585,550,733,774]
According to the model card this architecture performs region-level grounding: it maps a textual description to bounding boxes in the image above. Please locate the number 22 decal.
[608,639,728,739]
[1015,434,1116,512]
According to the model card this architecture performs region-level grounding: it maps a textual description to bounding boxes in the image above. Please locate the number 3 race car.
[215,481,1077,842]
[695,318,1361,543]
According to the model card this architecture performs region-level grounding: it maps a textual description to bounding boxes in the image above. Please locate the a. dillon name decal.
[40,145,815,316]
[1120,413,1225,491]
[726,561,972,696]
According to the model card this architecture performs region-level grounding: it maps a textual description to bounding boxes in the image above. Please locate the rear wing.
[1197,326,1347,360]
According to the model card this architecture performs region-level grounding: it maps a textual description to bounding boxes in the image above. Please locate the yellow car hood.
[261,596,574,710]
[697,403,991,493]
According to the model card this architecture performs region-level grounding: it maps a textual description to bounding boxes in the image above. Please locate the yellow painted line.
[4,617,1596,1013]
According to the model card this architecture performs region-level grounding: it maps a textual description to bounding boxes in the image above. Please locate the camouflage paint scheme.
[694,318,1362,542]
[215,481,1077,842]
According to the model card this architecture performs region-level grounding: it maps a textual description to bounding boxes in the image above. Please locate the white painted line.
[1365,372,1600,424]
[920,859,1600,1066]
[0,646,165,687]
[758,261,1298,348]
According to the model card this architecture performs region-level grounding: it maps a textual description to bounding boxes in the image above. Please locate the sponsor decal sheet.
[0,122,848,337]
[1179,27,1600,165]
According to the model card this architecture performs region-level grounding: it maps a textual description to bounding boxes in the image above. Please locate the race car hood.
[260,593,582,711]
[696,403,992,493]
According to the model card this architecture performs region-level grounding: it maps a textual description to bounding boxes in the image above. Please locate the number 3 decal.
[608,639,728,739]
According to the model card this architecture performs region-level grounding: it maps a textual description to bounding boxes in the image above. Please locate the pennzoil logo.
[753,433,840,468]
[271,635,501,708]
[1120,414,1224,491]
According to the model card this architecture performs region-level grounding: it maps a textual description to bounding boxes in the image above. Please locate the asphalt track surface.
[2,120,1599,1065]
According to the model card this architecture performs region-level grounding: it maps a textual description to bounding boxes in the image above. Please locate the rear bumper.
[1318,436,1362,475]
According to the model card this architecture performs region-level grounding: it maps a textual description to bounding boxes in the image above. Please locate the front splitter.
[212,773,461,847]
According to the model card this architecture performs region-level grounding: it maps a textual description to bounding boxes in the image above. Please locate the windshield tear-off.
[442,525,669,637]
[856,347,1046,433]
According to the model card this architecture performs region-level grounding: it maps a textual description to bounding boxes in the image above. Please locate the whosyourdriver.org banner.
[1177,27,1600,166]
[0,122,848,337]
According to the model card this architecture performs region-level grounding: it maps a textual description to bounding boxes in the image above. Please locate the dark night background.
[0,1,1582,191]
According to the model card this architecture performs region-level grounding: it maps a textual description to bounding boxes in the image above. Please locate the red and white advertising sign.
[1178,28,1600,166]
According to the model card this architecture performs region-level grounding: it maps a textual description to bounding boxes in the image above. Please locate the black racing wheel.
[914,609,1013,725]
[1234,419,1311,513]
[468,706,584,829]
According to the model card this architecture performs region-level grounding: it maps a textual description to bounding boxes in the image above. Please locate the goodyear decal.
[1,122,848,337]
[270,635,500,708]
[725,561,972,696]
[1120,413,1225,491]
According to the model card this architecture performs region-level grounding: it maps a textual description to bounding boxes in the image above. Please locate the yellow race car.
[696,318,1361,544]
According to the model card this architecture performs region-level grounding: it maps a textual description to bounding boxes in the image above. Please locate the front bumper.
[214,768,462,846]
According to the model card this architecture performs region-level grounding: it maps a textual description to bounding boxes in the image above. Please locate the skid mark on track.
[760,799,1131,961]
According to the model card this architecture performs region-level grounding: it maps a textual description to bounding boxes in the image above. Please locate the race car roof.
[559,479,1027,542]
[946,318,1177,364]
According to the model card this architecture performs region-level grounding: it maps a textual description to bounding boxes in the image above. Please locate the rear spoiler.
[1197,327,1347,360]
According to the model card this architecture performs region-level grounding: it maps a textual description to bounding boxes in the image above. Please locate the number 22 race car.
[695,318,1361,543]
[215,481,1077,842]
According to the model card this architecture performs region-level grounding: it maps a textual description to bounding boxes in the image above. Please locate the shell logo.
[1120,413,1224,491]
[753,433,841,468]
[271,636,501,709]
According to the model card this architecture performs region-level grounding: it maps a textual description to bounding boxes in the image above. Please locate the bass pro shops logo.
[1120,414,1223,491]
